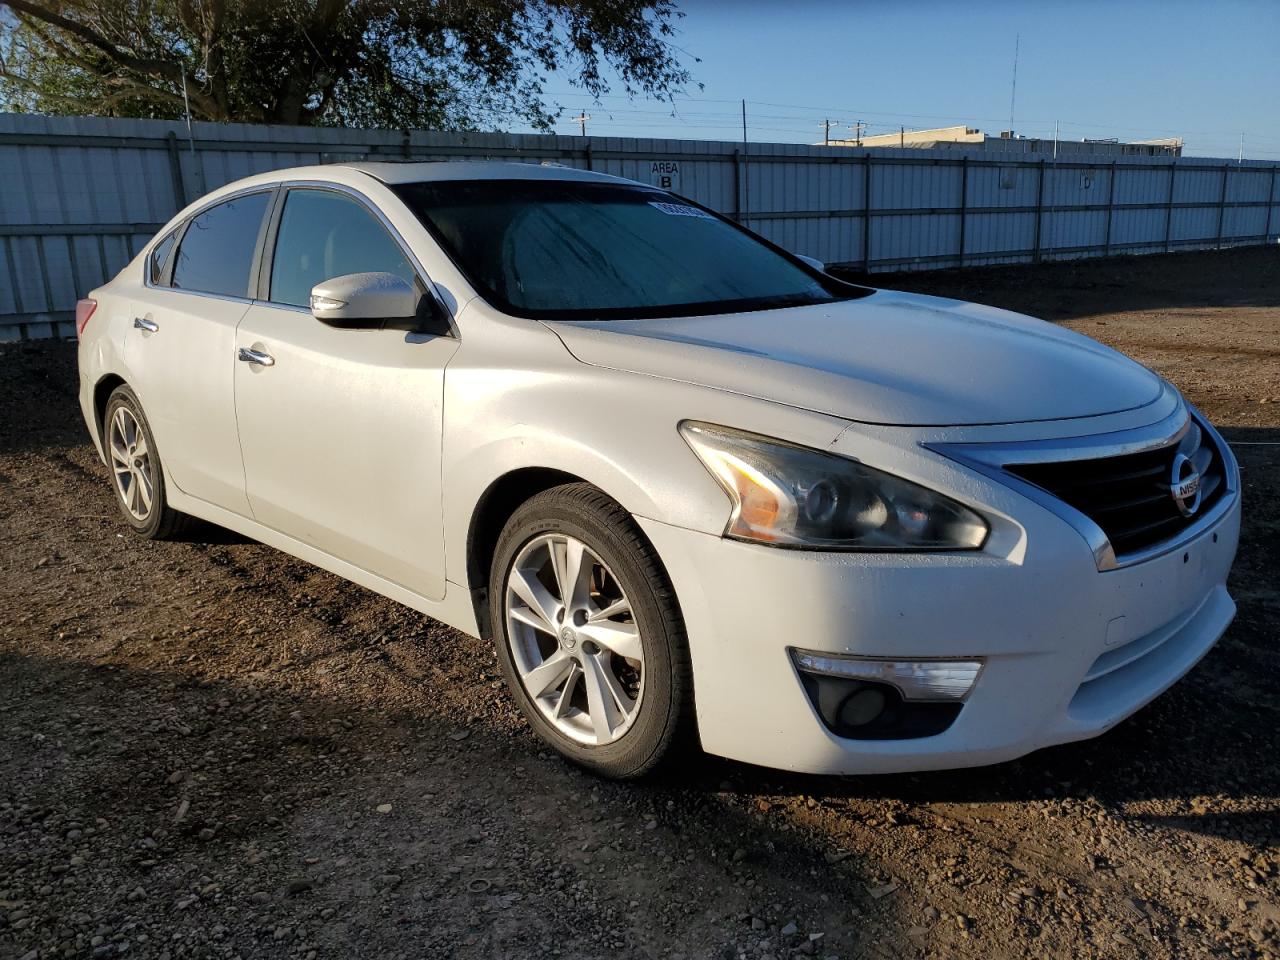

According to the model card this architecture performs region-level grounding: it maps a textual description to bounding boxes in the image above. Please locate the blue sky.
[528,0,1280,160]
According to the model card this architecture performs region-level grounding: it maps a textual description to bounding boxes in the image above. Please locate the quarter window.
[170,192,270,298]
[270,190,417,308]
[148,231,177,285]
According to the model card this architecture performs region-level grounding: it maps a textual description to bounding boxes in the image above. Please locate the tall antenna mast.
[1009,33,1020,135]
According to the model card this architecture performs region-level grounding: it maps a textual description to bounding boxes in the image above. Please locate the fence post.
[1103,160,1117,256]
[732,148,743,222]
[164,131,187,211]
[1215,164,1230,249]
[1265,166,1277,242]
[957,155,968,268]
[1032,158,1046,263]
[1163,162,1176,253]
[584,140,593,172]
[862,154,873,272]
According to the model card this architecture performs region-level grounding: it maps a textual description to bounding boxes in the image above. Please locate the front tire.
[490,483,693,779]
[103,385,192,540]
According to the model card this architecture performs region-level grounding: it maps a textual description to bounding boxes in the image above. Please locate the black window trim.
[255,179,458,338]
[145,184,280,303]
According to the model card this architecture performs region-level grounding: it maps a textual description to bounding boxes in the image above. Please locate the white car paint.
[77,161,1240,775]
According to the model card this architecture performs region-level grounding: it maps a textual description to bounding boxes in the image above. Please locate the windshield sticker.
[648,201,715,220]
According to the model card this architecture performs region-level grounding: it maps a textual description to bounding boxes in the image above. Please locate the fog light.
[789,649,983,702]
[838,687,888,726]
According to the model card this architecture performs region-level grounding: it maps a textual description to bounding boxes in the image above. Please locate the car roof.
[338,160,637,187]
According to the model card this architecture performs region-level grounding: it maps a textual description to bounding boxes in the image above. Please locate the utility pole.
[571,112,591,136]
[900,125,904,148]
[179,65,204,193]
[853,120,864,146]
[741,99,748,144]
[1009,32,1020,135]
[1053,119,1059,160]
[824,118,830,146]
[1239,132,1245,163]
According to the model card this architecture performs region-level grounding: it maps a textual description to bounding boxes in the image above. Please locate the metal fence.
[2,112,1277,340]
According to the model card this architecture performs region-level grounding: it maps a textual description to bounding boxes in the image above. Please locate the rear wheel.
[490,483,693,779]
[103,385,192,539]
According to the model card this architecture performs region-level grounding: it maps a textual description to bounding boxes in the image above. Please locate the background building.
[828,124,1183,157]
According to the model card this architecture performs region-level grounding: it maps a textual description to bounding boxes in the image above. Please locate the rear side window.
[148,231,177,285]
[171,192,270,298]
[269,189,416,308]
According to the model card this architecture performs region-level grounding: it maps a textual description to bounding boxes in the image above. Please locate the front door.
[233,186,457,601]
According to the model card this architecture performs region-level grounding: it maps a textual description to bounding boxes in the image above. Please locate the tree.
[0,0,693,129]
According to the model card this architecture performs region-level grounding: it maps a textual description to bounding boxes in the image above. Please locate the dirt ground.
[1,247,1277,960]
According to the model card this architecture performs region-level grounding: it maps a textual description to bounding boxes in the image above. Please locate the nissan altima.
[76,161,1240,778]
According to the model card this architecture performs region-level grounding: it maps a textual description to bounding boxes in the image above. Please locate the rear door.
[233,185,458,601]
[126,189,273,515]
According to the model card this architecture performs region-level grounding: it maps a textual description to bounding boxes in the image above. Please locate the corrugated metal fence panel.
[1,112,1277,339]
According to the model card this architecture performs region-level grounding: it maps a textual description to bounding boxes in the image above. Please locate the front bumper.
[638,481,1240,776]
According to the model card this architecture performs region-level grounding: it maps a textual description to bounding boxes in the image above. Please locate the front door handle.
[237,347,275,367]
[133,317,159,333]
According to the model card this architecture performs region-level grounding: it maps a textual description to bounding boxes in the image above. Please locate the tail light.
[75,298,97,336]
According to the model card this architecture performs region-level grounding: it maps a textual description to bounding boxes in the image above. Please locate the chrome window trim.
[264,179,459,339]
[926,395,1240,572]
[142,183,281,300]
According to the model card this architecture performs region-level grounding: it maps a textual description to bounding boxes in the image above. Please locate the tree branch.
[4,0,222,116]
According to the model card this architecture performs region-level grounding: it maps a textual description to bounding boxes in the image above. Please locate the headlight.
[680,421,988,550]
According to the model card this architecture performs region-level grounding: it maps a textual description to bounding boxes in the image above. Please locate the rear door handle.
[133,317,159,333]
[237,346,275,367]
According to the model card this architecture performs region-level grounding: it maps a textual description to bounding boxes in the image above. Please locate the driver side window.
[269,189,417,308]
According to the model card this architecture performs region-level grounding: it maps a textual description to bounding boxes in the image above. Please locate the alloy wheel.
[108,406,154,521]
[504,533,644,746]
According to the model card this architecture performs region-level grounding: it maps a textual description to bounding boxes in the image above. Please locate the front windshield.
[393,179,864,320]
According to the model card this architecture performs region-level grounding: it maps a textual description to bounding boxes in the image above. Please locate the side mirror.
[309,272,420,330]
[795,253,825,273]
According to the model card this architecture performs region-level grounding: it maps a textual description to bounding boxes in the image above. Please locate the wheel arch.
[465,466,584,639]
[93,372,128,449]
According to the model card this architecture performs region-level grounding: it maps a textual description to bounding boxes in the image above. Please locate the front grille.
[1005,419,1226,557]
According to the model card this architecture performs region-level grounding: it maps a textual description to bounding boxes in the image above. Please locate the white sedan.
[76,161,1240,779]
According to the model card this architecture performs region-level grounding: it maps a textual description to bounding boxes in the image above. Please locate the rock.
[167,770,185,785]
[644,820,658,830]
[750,916,765,931]
[923,906,940,921]
[376,804,393,815]
[250,891,271,905]
[867,881,899,900]
[197,827,215,842]
[780,922,798,937]
[284,879,313,897]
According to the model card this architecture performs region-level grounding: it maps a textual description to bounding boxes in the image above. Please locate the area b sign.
[649,160,680,192]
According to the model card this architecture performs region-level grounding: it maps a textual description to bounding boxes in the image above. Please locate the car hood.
[543,289,1164,426]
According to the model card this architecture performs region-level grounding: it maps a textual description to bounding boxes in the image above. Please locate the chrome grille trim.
[926,399,1240,572]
